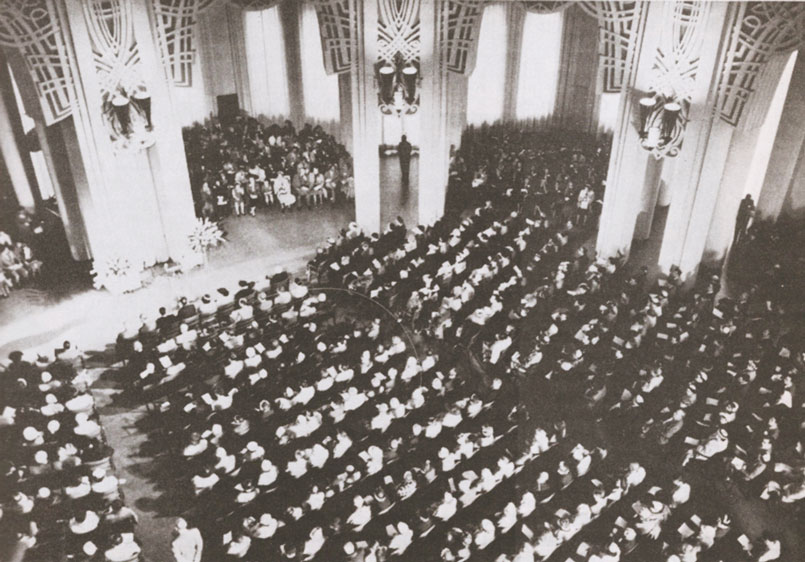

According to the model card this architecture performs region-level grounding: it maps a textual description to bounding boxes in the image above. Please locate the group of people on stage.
[0,348,142,561]
[183,115,355,219]
[0,229,42,298]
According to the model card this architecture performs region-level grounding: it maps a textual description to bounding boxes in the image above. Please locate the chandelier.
[636,92,687,159]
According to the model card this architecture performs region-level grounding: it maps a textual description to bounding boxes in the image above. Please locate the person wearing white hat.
[104,533,141,562]
[388,521,413,555]
[74,412,101,439]
[171,517,203,562]
[302,526,324,560]
[69,509,100,535]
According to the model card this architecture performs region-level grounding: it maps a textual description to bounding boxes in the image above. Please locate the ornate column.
[348,0,381,233]
[659,2,805,276]
[704,52,789,257]
[756,53,805,221]
[419,0,484,225]
[657,3,743,276]
[55,0,197,266]
[0,57,38,209]
[594,1,657,259]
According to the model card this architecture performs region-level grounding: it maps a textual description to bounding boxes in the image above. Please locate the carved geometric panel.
[579,1,639,93]
[520,1,571,15]
[378,0,420,64]
[651,0,709,102]
[718,1,805,126]
[312,0,353,74]
[151,0,217,87]
[440,0,485,75]
[82,0,145,99]
[0,0,74,124]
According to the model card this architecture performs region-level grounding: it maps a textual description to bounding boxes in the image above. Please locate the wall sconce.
[636,92,687,159]
[376,55,419,115]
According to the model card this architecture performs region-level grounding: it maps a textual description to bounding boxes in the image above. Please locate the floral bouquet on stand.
[187,217,225,266]
[91,256,143,295]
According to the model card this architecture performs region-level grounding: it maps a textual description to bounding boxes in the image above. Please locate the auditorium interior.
[2,1,805,562]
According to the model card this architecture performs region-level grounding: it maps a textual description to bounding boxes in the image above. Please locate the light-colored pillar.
[657,157,675,207]
[4,48,91,260]
[131,0,198,259]
[554,4,600,133]
[658,3,738,276]
[633,157,663,240]
[418,0,451,225]
[756,52,805,221]
[704,53,789,259]
[595,2,658,259]
[348,0,381,233]
[0,57,36,209]
[418,0,474,224]
[56,0,197,266]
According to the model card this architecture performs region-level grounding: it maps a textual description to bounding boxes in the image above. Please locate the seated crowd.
[7,125,799,562]
[0,350,142,561]
[0,229,42,297]
[183,115,355,219]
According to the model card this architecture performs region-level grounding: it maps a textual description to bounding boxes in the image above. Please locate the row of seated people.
[0,229,42,297]
[184,115,354,219]
[0,355,142,561]
[447,127,609,221]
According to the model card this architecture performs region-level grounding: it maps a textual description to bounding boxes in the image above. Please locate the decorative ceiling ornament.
[378,0,420,64]
[82,0,154,152]
[150,0,217,87]
[650,0,709,102]
[440,0,486,75]
[520,1,572,15]
[225,0,281,9]
[578,1,639,93]
[0,0,74,125]
[718,1,805,126]
[312,0,353,75]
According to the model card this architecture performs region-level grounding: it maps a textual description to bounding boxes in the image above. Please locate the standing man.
[172,518,203,562]
[397,135,412,186]
[734,194,755,246]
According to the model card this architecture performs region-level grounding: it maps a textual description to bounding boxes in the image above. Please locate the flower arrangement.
[91,256,142,294]
[187,217,225,264]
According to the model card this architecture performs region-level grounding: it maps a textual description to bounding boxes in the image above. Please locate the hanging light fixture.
[401,63,418,105]
[378,64,396,105]
[111,94,131,136]
[661,102,681,141]
[132,89,152,130]
[635,92,687,159]
[638,94,657,138]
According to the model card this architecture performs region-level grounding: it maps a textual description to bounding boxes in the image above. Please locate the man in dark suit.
[734,194,755,246]
[397,135,412,186]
